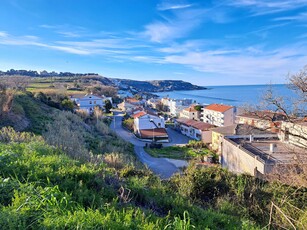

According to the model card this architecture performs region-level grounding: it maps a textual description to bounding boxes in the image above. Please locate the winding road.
[110,112,190,179]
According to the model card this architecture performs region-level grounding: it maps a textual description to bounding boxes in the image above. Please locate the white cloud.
[157,3,193,11]
[0,31,8,37]
[0,31,153,58]
[274,12,307,22]
[228,0,307,15]
[143,8,206,42]
[162,44,307,79]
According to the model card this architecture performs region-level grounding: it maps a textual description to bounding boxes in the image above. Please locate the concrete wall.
[224,108,235,126]
[201,130,212,143]
[221,138,269,176]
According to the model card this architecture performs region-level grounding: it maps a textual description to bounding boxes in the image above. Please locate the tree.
[104,99,112,113]
[253,65,307,187]
[194,105,202,111]
[61,99,74,111]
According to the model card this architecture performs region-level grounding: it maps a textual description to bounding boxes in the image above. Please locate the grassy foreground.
[0,130,258,229]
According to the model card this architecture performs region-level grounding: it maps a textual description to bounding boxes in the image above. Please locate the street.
[110,112,189,179]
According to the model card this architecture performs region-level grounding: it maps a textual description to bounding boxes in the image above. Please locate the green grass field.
[27,80,86,95]
[146,145,214,160]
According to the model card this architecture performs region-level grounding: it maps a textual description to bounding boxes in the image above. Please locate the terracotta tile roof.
[176,118,196,126]
[191,122,215,131]
[126,97,140,104]
[204,104,233,113]
[176,118,215,131]
[139,128,168,138]
[132,111,147,118]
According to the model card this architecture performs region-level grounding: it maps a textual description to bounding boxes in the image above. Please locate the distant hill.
[0,69,206,93]
[110,79,206,92]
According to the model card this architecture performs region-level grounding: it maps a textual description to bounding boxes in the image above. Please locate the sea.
[153,84,297,107]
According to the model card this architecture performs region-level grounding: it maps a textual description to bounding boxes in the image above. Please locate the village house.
[133,112,168,142]
[117,101,141,114]
[146,98,161,110]
[201,104,235,127]
[220,135,306,177]
[71,94,112,114]
[160,97,171,112]
[175,118,215,143]
[236,111,288,132]
[211,124,276,152]
[179,105,202,121]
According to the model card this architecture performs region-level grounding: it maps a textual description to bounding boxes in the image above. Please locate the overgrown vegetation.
[0,128,259,229]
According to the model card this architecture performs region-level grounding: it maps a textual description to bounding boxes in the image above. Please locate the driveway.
[110,112,189,179]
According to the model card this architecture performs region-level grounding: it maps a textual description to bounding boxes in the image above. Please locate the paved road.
[110,112,189,179]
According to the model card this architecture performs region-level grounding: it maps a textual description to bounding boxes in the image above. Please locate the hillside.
[1,69,206,93]
[0,90,306,229]
[110,78,206,92]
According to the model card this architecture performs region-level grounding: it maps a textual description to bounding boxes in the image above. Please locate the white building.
[201,104,235,127]
[169,99,193,117]
[133,112,168,142]
[71,94,112,113]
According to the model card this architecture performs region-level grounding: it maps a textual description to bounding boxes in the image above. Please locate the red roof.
[126,97,140,104]
[132,111,147,118]
[204,104,233,113]
[191,122,215,131]
[139,128,168,138]
[176,118,215,131]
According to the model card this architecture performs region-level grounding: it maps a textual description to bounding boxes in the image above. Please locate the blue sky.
[0,0,307,86]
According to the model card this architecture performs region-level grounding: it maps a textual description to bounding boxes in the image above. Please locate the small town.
[1,0,307,229]
[72,92,307,180]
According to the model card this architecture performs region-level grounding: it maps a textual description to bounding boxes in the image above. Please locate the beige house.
[201,104,235,127]
[175,118,215,143]
[179,105,201,121]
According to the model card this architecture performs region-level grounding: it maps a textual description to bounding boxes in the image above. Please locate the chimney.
[270,143,276,153]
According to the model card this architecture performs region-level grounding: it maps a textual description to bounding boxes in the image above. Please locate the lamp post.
[150,119,155,143]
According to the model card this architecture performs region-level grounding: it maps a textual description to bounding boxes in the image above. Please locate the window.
[158,123,161,127]
[94,101,96,104]
[89,101,92,104]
